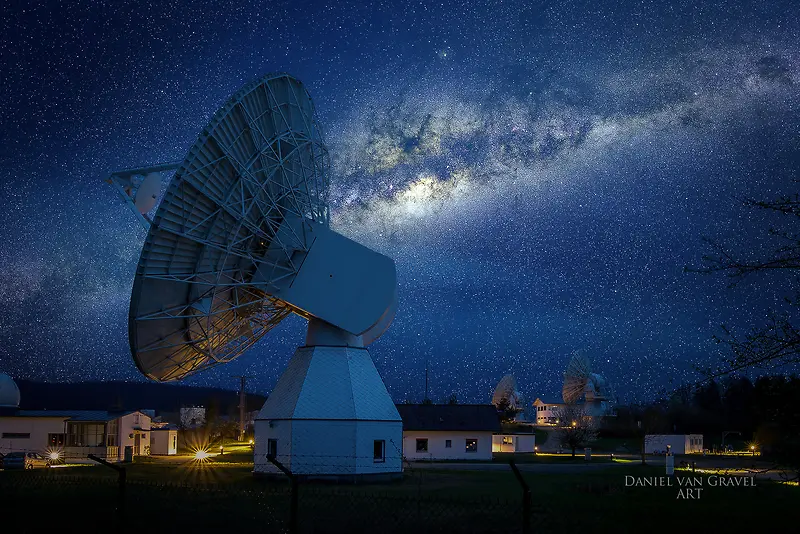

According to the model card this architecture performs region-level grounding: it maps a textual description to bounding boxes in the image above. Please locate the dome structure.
[0,373,21,408]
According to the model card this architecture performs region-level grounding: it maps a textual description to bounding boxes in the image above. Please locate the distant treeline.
[15,380,267,415]
[606,375,800,459]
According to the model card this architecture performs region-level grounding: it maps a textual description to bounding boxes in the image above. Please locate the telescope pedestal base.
[253,345,403,479]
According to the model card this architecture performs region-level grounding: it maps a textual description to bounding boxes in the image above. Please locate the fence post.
[267,454,297,534]
[509,460,531,534]
[87,454,126,524]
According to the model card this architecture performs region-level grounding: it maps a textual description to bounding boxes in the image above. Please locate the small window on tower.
[267,439,278,458]
[373,440,385,462]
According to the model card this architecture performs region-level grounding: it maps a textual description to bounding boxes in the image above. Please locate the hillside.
[15,379,266,415]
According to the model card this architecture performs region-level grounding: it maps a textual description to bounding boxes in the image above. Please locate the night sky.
[1,0,798,405]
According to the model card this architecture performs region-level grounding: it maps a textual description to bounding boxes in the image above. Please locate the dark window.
[2,433,30,439]
[445,439,452,448]
[67,423,105,447]
[465,439,478,452]
[48,433,65,446]
[373,440,385,462]
[416,439,428,453]
[267,439,278,458]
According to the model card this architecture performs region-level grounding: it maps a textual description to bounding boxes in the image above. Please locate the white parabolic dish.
[126,73,397,382]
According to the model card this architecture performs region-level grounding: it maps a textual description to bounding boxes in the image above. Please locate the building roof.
[532,398,566,406]
[12,410,142,422]
[395,404,501,432]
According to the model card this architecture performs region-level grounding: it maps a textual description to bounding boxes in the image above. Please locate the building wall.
[403,431,493,461]
[645,434,704,455]
[254,419,402,476]
[0,416,67,454]
[150,430,177,455]
[491,434,536,453]
[117,412,151,460]
[532,402,567,425]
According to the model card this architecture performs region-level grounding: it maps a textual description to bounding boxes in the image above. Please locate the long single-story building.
[0,373,152,462]
[396,404,501,461]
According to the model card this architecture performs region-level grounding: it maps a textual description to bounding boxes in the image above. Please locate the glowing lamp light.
[49,451,60,461]
[571,421,577,427]
[194,450,210,460]
[249,439,254,445]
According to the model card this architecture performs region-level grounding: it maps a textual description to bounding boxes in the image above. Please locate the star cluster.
[0,0,798,404]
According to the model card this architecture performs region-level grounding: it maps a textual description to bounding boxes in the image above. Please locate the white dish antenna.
[134,173,161,213]
[108,73,397,382]
[492,374,522,409]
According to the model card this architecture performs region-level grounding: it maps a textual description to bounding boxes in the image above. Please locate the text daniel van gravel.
[625,475,756,499]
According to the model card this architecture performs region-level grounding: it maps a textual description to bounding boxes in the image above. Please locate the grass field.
[0,454,795,532]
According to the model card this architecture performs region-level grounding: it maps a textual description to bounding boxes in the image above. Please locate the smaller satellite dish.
[134,173,161,214]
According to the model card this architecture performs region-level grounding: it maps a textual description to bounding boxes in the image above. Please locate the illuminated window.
[465,439,478,452]
[267,439,277,458]
[416,439,428,452]
[502,436,513,445]
[445,440,452,448]
[373,440,385,462]
[48,433,65,446]
[106,420,118,447]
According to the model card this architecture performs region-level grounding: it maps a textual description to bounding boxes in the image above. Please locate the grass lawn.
[1,455,794,532]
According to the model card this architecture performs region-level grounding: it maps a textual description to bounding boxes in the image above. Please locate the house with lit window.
[396,404,501,461]
[532,398,567,426]
[0,373,152,462]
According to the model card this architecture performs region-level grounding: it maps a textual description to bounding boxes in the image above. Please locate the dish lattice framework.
[492,374,523,410]
[562,351,594,404]
[128,73,329,382]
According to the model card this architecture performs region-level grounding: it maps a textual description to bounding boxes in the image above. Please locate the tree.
[694,192,800,376]
[446,393,458,405]
[553,405,598,457]
[495,396,519,423]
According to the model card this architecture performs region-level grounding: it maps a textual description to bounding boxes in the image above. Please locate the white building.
[150,427,178,455]
[532,398,567,425]
[0,373,152,462]
[645,434,704,455]
[397,404,501,461]
[492,434,536,453]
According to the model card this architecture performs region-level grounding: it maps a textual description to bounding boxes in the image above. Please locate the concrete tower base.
[253,345,403,480]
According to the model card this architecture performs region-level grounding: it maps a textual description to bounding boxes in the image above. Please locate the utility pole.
[424,355,429,402]
[232,376,254,442]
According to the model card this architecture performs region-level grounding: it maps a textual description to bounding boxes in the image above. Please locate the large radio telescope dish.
[562,351,610,405]
[116,73,396,382]
[492,374,522,409]
[562,352,592,404]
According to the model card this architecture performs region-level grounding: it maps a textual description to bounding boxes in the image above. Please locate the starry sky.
[1,0,799,405]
